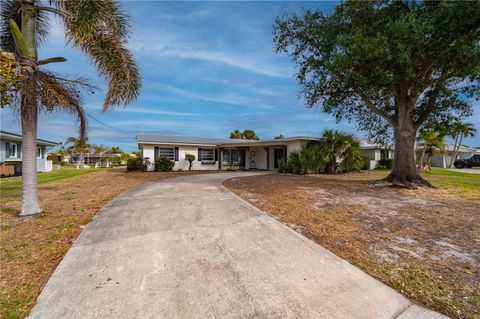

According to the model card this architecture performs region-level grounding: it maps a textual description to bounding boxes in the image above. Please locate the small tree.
[274,1,480,187]
[417,130,445,170]
[185,153,195,171]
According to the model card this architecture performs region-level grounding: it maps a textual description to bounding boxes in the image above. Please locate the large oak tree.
[274,0,480,187]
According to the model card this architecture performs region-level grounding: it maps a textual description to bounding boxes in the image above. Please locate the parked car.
[454,155,480,168]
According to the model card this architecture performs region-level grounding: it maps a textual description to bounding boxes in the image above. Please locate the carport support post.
[218,148,223,170]
[264,146,270,170]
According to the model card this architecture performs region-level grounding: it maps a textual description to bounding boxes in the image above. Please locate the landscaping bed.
[224,170,480,319]
[0,168,208,319]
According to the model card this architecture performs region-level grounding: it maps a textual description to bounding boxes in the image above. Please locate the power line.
[84,112,136,136]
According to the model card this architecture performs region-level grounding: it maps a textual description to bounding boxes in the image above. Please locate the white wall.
[142,144,156,171]
[249,146,267,170]
[37,158,53,172]
[175,146,218,171]
[141,144,218,171]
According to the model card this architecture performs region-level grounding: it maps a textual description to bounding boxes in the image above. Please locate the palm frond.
[35,71,91,145]
[52,0,141,110]
[0,0,50,53]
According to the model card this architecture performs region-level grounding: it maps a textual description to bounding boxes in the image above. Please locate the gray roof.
[0,130,58,146]
[137,133,236,145]
[443,144,477,153]
[136,133,389,149]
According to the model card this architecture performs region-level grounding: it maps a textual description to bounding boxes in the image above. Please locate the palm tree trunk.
[19,0,42,216]
[417,147,426,167]
[20,79,42,216]
[448,134,459,168]
[454,134,464,164]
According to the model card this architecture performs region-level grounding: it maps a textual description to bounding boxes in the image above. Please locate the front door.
[238,150,246,170]
[274,148,285,169]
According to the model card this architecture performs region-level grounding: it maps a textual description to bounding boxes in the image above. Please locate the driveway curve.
[30,172,446,319]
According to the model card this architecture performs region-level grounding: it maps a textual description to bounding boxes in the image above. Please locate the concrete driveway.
[446,168,480,174]
[30,172,447,319]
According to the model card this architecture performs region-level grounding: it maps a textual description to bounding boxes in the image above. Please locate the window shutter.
[174,147,179,161]
[215,149,218,162]
[198,148,202,161]
[154,147,158,162]
[5,142,10,157]
[17,144,22,158]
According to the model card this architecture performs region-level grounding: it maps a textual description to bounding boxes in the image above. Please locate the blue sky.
[1,1,479,151]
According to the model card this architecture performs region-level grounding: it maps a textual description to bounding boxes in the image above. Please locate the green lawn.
[421,168,480,200]
[0,169,98,196]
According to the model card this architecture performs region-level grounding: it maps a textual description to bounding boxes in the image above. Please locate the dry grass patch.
[0,168,208,319]
[224,171,480,319]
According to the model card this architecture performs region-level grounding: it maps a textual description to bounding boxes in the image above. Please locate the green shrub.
[109,156,121,166]
[127,157,146,172]
[49,155,62,165]
[360,156,370,170]
[277,159,290,173]
[155,157,174,172]
[288,151,303,174]
[378,158,393,169]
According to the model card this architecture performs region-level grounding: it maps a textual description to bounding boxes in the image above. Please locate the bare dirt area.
[0,168,208,319]
[224,171,480,319]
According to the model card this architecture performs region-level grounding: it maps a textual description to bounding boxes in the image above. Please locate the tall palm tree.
[448,123,477,168]
[1,0,141,216]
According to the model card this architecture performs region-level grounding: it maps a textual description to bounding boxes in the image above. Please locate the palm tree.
[1,0,141,216]
[416,130,445,170]
[229,130,243,139]
[318,130,363,173]
[448,123,477,168]
[242,129,260,140]
[229,129,260,140]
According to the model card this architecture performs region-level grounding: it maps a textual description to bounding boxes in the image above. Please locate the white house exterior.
[430,144,479,168]
[137,133,391,171]
[0,131,57,174]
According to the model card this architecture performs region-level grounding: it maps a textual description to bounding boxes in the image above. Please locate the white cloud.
[84,103,197,116]
[129,24,291,78]
[152,83,260,107]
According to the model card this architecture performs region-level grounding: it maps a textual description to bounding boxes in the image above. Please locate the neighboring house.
[359,141,394,170]
[69,151,121,168]
[430,144,478,168]
[137,133,391,171]
[0,130,57,174]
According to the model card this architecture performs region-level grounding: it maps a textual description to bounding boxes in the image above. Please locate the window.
[37,147,43,159]
[158,148,175,161]
[7,143,17,158]
[201,148,215,161]
[380,149,389,160]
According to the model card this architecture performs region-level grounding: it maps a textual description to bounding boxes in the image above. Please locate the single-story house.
[69,151,122,168]
[0,130,57,175]
[137,133,392,171]
[430,144,479,168]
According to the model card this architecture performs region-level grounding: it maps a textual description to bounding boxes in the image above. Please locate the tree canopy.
[274,0,480,186]
[229,129,260,140]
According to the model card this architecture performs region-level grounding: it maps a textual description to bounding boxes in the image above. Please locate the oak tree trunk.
[20,76,42,216]
[385,105,431,187]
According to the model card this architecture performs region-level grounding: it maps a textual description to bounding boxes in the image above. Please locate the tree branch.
[352,86,394,125]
